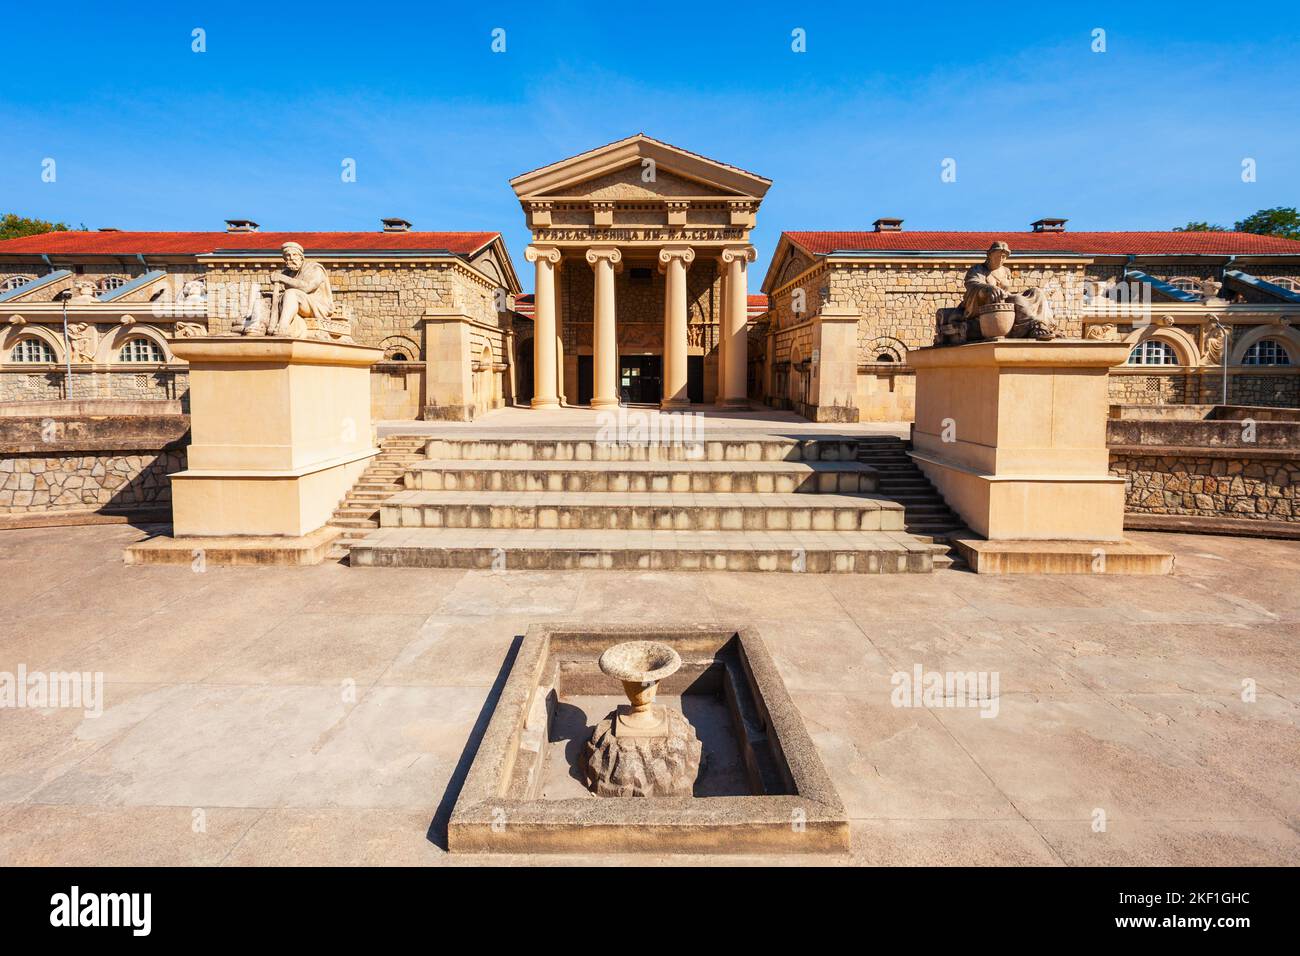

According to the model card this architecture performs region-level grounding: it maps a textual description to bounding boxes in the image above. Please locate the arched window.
[1242,340,1292,366]
[1127,340,1179,365]
[1264,276,1300,292]
[1168,277,1202,297]
[11,337,56,362]
[1,274,35,292]
[98,275,128,292]
[118,337,165,363]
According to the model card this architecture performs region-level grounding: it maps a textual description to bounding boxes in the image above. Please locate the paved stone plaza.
[1,517,1296,866]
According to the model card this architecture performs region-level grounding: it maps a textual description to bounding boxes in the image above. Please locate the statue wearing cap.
[241,241,334,338]
[959,241,1057,340]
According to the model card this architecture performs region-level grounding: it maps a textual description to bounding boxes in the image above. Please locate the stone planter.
[978,303,1015,338]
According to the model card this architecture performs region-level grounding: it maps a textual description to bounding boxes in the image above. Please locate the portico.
[510,135,770,410]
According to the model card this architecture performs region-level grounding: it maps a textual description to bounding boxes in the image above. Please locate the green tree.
[1172,221,1227,232]
[0,213,71,241]
[1234,206,1300,240]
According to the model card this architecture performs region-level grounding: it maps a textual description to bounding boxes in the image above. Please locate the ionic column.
[721,245,756,408]
[658,245,694,410]
[554,258,566,405]
[716,261,729,403]
[525,244,561,409]
[586,246,622,409]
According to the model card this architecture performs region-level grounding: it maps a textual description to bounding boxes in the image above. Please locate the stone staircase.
[349,436,946,573]
[855,435,967,569]
[325,435,428,560]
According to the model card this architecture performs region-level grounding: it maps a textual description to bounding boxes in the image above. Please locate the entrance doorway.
[619,354,661,404]
[577,355,593,406]
[687,355,704,404]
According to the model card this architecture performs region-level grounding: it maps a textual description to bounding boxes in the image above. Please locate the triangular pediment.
[535,165,742,200]
[510,134,771,201]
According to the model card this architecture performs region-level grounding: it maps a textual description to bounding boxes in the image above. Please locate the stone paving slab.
[0,521,1297,865]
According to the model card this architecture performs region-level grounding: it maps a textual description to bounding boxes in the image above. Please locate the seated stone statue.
[960,241,1058,340]
[241,241,334,338]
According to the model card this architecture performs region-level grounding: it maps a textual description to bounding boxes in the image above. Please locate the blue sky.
[3,1,1297,290]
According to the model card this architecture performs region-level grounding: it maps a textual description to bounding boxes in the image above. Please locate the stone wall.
[1109,369,1298,408]
[0,408,189,515]
[0,368,188,404]
[1107,413,1298,530]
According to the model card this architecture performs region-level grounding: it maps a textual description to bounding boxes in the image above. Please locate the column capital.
[657,245,695,272]
[525,244,562,265]
[585,246,623,268]
[721,245,757,265]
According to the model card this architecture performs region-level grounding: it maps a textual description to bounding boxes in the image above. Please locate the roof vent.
[225,219,260,233]
[381,217,413,233]
[873,217,904,232]
[1031,218,1067,233]
[97,227,121,232]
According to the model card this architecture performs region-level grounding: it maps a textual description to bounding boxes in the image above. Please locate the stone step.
[406,459,878,494]
[333,506,378,519]
[329,517,378,529]
[421,437,860,463]
[379,490,905,532]
[349,527,935,573]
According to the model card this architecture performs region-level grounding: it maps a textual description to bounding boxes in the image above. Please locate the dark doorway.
[577,355,593,406]
[687,355,704,404]
[619,354,661,404]
[517,339,533,405]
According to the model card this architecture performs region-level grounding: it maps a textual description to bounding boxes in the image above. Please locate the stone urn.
[583,641,702,798]
[977,302,1016,338]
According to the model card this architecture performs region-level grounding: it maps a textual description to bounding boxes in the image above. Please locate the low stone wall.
[0,405,189,517]
[1107,409,1299,535]
[370,361,425,420]
[1108,368,1299,408]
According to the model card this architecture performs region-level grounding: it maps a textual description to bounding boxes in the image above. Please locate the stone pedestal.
[583,705,702,798]
[127,338,380,562]
[809,306,862,422]
[907,339,1172,573]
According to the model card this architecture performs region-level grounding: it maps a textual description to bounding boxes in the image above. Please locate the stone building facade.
[0,225,523,421]
[6,140,1300,426]
[761,225,1300,421]
[509,134,769,410]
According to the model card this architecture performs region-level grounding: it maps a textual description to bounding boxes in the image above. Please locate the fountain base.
[584,705,702,797]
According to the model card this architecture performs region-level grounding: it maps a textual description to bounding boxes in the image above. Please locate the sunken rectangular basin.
[449,623,849,854]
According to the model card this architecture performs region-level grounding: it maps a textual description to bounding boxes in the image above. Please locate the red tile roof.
[0,231,500,256]
[784,231,1300,256]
